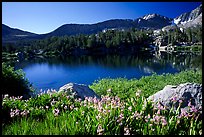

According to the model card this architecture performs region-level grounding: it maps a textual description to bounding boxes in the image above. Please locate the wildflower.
[70,105,74,110]
[47,89,51,93]
[4,94,9,98]
[157,102,165,110]
[119,122,123,126]
[119,113,124,119]
[150,118,155,123]
[149,124,153,127]
[45,106,49,109]
[179,99,183,103]
[15,109,20,116]
[52,89,57,93]
[145,114,151,122]
[132,111,141,119]
[198,105,202,110]
[76,122,78,125]
[124,126,131,135]
[171,96,177,102]
[190,106,198,113]
[96,114,101,120]
[20,111,25,116]
[157,110,161,115]
[136,90,142,97]
[97,124,104,135]
[51,99,56,106]
[153,115,160,124]
[117,113,124,123]
[106,97,111,102]
[88,97,93,103]
[161,118,167,126]
[107,88,112,93]
[74,107,78,111]
[93,98,98,104]
[53,108,60,116]
[64,105,67,110]
[199,130,202,135]
[46,89,50,94]
[10,111,15,118]
[128,106,132,111]
[20,110,29,116]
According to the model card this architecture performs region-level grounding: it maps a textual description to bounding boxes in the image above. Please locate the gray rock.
[148,83,202,113]
[59,83,100,100]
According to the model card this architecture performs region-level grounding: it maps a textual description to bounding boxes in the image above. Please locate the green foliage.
[2,62,33,97]
[163,26,202,45]
[1,67,202,135]
[90,70,202,99]
[2,89,202,135]
[2,28,154,56]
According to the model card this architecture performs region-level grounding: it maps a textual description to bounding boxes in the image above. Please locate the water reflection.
[14,51,202,91]
[154,50,202,71]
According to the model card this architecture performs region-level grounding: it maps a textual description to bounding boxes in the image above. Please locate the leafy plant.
[2,62,34,98]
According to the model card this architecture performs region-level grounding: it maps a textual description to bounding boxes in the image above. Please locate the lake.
[14,51,202,92]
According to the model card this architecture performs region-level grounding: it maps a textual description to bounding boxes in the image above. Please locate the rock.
[147,83,202,113]
[59,83,100,100]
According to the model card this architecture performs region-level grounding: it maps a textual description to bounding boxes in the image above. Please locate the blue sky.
[2,2,202,34]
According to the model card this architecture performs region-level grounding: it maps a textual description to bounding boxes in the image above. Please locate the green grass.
[2,70,202,135]
[90,70,202,99]
[174,45,202,52]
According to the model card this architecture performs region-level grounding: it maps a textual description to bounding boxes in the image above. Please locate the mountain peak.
[141,13,169,20]
[173,4,202,25]
[142,13,158,20]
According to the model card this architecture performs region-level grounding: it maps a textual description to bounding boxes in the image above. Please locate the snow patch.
[174,18,181,24]
[143,14,156,20]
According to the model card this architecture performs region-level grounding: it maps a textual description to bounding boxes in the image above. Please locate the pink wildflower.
[171,96,177,102]
[97,124,104,135]
[128,106,132,111]
[53,108,60,116]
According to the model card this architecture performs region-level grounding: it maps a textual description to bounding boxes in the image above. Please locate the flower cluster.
[10,109,29,118]
[2,90,202,135]
[53,108,60,116]
[124,126,131,135]
[97,124,104,135]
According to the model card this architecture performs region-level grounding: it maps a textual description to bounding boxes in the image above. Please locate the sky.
[2,2,202,34]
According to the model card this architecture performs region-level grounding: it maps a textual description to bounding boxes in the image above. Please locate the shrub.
[2,62,33,98]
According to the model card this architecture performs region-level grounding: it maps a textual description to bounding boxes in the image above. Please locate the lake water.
[14,51,202,92]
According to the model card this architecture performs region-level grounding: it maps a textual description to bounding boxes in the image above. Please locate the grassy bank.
[90,70,202,100]
[174,45,202,52]
[2,70,202,135]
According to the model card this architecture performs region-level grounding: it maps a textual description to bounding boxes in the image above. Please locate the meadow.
[2,70,202,135]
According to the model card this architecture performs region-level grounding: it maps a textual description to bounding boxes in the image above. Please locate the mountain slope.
[136,13,173,29]
[174,4,202,27]
[2,24,42,43]
[44,19,137,37]
[44,14,173,37]
[2,4,202,44]
[161,4,202,32]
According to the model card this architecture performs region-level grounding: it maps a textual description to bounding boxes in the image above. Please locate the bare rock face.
[148,83,202,113]
[59,83,100,100]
